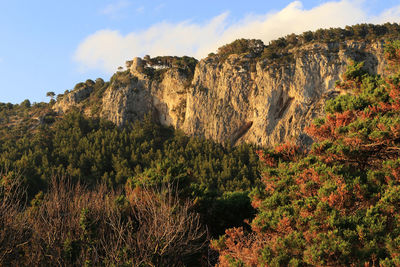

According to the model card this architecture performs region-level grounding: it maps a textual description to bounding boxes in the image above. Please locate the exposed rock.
[183,40,386,146]
[100,70,151,125]
[100,67,190,128]
[150,69,189,128]
[53,85,93,113]
[54,39,389,148]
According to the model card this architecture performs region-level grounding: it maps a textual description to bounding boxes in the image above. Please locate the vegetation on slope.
[0,175,206,266]
[0,108,260,238]
[212,23,400,63]
[213,40,400,266]
[2,25,400,266]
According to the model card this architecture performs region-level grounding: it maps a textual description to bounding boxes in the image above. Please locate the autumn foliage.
[212,41,400,266]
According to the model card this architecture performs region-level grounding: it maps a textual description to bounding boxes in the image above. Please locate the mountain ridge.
[53,23,400,147]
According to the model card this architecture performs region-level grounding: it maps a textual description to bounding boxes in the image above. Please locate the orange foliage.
[261,174,276,194]
[276,216,293,234]
[274,142,300,161]
[306,111,355,142]
[295,168,321,197]
[212,227,264,267]
[256,150,276,167]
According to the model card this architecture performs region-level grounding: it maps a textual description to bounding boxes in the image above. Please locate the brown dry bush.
[0,169,30,266]
[0,173,207,266]
[126,184,207,266]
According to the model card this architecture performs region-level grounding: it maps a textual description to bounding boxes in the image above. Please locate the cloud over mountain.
[75,0,400,73]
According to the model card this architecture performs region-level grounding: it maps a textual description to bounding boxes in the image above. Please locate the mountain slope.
[54,23,400,147]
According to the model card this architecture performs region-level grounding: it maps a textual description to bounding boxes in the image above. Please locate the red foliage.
[276,216,293,234]
[261,174,276,195]
[295,168,321,197]
[274,142,300,161]
[211,227,264,267]
[306,111,355,142]
[255,150,276,167]
[322,177,350,212]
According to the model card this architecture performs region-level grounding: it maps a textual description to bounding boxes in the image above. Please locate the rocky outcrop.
[183,40,386,146]
[53,84,94,113]
[100,57,190,127]
[54,40,388,147]
[101,76,152,126]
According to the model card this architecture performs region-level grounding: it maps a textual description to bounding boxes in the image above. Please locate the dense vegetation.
[213,23,400,63]
[2,25,400,266]
[213,40,400,266]
[0,101,260,265]
[0,106,260,238]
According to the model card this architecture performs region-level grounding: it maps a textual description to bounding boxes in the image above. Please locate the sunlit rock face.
[55,40,387,147]
[182,40,386,146]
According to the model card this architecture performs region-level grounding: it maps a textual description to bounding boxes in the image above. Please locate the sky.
[0,1,400,104]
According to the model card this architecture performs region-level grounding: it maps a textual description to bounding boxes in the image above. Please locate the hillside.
[1,23,400,266]
[213,39,400,267]
[53,23,400,147]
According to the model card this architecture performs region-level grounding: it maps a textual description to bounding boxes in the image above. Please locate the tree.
[46,91,55,101]
[20,99,31,108]
[212,41,400,266]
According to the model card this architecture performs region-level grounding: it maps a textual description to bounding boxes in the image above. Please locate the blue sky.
[0,1,399,104]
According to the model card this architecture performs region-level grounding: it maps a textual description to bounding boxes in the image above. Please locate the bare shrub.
[0,173,207,266]
[25,176,109,266]
[0,169,29,265]
[124,183,207,266]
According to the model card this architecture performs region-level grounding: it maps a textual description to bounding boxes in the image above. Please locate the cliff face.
[100,57,190,128]
[54,40,388,147]
[184,40,387,146]
[53,86,93,113]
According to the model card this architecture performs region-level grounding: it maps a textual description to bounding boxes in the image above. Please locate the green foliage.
[110,69,136,87]
[200,23,400,70]
[325,62,386,114]
[214,40,400,266]
[21,99,31,108]
[343,60,368,81]
[213,23,400,65]
[325,93,370,113]
[46,91,55,99]
[61,76,110,117]
[217,39,265,60]
[0,108,260,236]
[384,39,400,62]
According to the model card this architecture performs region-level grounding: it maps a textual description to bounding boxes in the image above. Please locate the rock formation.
[53,40,388,147]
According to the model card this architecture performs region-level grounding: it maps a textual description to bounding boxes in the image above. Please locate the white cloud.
[100,0,131,17]
[76,0,400,73]
[370,4,400,23]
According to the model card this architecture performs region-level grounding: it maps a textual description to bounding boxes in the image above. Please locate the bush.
[0,174,207,266]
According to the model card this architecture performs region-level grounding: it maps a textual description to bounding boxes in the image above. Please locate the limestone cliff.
[100,57,191,128]
[53,84,94,113]
[184,40,387,146]
[53,40,388,147]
